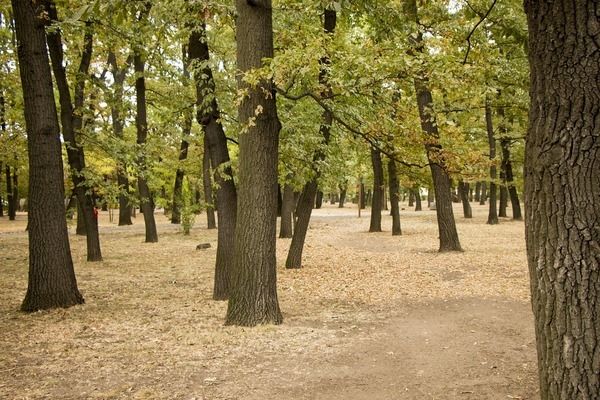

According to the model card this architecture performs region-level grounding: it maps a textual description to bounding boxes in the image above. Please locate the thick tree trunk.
[13,0,84,311]
[525,1,600,398]
[279,183,294,239]
[459,181,472,218]
[225,0,282,326]
[284,8,336,270]
[499,185,508,217]
[369,147,383,232]
[388,159,401,236]
[45,3,101,261]
[501,138,522,220]
[485,100,498,225]
[134,36,158,243]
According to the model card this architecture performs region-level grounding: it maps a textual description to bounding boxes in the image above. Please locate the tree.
[525,1,600,398]
[387,158,401,236]
[45,0,102,261]
[133,2,158,243]
[225,0,282,326]
[13,0,84,311]
[485,98,498,225]
[369,146,383,232]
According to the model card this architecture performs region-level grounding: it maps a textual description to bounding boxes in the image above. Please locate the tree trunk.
[315,190,324,209]
[13,0,84,311]
[76,199,86,235]
[501,139,522,220]
[284,8,336,269]
[485,99,498,225]
[479,182,487,205]
[427,186,434,208]
[369,147,383,232]
[499,186,508,217]
[5,165,15,220]
[413,187,422,211]
[359,181,366,209]
[525,2,600,397]
[202,141,217,230]
[474,181,481,202]
[338,184,347,208]
[45,3,101,260]
[134,31,158,243]
[459,181,472,218]
[279,183,294,239]
[188,19,238,299]
[388,159,401,236]
[225,0,282,326]
[108,52,133,226]
[408,190,414,207]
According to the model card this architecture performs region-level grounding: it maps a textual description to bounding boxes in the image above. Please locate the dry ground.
[0,202,539,399]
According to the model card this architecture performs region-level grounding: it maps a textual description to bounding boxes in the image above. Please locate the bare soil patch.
[0,203,538,399]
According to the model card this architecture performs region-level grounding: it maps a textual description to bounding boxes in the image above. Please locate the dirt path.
[0,204,540,399]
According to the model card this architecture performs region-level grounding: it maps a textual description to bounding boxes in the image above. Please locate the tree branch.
[462,0,498,64]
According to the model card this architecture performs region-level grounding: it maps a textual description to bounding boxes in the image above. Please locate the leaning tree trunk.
[45,2,102,261]
[485,99,498,225]
[369,147,383,232]
[225,0,283,326]
[459,181,472,218]
[202,140,217,230]
[285,8,336,269]
[501,138,522,220]
[134,41,158,243]
[279,183,294,238]
[388,158,402,236]
[188,21,238,299]
[525,1,600,398]
[13,0,84,311]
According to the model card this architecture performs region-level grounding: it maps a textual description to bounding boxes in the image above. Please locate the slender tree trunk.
[133,15,158,243]
[225,0,283,326]
[459,181,472,218]
[427,186,434,208]
[485,99,498,225]
[388,159,401,236]
[525,2,600,397]
[13,0,84,311]
[359,181,366,209]
[45,3,101,260]
[285,8,336,269]
[5,165,15,220]
[474,181,481,202]
[480,182,487,205]
[413,186,422,211]
[279,183,294,239]
[499,185,508,217]
[338,184,347,208]
[315,190,324,209]
[369,147,383,232]
[501,140,522,220]
[202,141,217,230]
[408,190,414,207]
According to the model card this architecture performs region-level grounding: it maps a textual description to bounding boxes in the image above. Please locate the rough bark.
[485,99,498,225]
[225,0,282,326]
[388,159,402,236]
[133,11,158,243]
[285,8,336,269]
[279,183,294,238]
[525,2,600,398]
[13,0,84,311]
[459,181,472,218]
[45,1,101,261]
[369,147,383,232]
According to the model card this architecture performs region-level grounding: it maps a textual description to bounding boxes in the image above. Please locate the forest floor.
[0,202,539,400]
